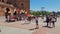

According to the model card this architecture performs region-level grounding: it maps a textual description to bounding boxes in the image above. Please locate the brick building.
[0,0,14,16]
[0,0,30,16]
[11,0,30,13]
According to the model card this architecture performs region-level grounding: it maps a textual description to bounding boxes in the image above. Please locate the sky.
[30,0,60,12]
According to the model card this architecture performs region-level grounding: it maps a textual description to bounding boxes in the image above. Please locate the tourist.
[14,9,17,16]
[9,13,15,22]
[5,8,10,21]
[27,16,31,24]
[15,9,19,21]
[35,16,39,29]
[45,15,50,27]
[51,16,57,27]
[19,11,22,20]
[48,15,52,27]
[20,9,25,20]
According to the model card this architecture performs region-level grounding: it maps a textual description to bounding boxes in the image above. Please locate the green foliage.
[30,10,52,16]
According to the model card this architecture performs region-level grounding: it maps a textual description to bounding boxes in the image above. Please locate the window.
[7,0,12,4]
[13,3,17,7]
[2,0,4,2]
[13,0,16,2]
[21,0,24,2]
[21,3,23,5]
[21,3,24,9]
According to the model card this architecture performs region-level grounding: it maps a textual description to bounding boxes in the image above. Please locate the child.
[35,16,39,29]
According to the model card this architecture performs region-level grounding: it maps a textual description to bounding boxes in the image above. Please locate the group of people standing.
[5,8,28,22]
[4,8,39,29]
[34,15,57,29]
[4,8,57,29]
[45,15,57,28]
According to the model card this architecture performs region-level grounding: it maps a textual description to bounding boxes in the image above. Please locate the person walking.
[45,15,50,27]
[35,16,39,29]
[49,15,52,27]
[51,16,57,27]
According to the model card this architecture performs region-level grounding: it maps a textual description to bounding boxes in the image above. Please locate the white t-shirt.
[51,18,55,21]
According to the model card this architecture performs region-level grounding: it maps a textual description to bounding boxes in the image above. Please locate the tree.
[57,11,60,15]
[41,7,45,16]
[30,10,52,16]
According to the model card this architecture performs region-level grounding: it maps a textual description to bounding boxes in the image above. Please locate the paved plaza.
[0,17,60,34]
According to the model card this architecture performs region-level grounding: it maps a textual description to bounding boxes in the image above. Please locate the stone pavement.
[0,17,36,34]
[0,26,33,34]
[32,17,60,34]
[0,17,60,34]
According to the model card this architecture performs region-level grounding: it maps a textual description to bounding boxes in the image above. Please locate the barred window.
[21,3,24,9]
[2,0,4,2]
